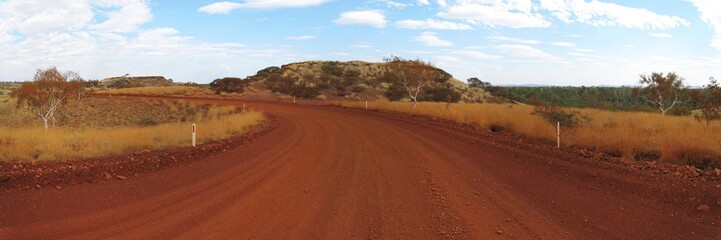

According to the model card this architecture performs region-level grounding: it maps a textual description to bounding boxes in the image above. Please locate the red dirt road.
[1,98,720,239]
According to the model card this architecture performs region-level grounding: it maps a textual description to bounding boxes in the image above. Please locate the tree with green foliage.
[209,77,245,94]
[635,72,685,115]
[423,86,461,103]
[383,56,439,109]
[11,67,82,129]
[385,82,407,101]
[467,77,490,88]
[691,77,721,126]
[253,66,282,80]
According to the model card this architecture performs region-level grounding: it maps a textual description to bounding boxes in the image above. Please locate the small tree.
[11,67,81,129]
[467,77,490,88]
[209,77,245,94]
[691,77,721,126]
[383,56,438,109]
[635,72,685,115]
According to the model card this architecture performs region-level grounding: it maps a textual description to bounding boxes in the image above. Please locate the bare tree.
[383,56,438,109]
[11,67,82,129]
[636,72,685,115]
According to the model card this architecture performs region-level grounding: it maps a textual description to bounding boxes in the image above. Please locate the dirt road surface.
[2,98,720,239]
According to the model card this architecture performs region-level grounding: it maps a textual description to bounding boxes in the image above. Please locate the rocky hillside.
[101,75,172,88]
[241,60,491,103]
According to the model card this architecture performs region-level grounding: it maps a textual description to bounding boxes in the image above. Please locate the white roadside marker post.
[243,103,246,112]
[293,97,296,103]
[192,123,197,147]
[365,101,368,110]
[556,122,560,148]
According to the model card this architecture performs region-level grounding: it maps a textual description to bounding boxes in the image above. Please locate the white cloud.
[418,0,430,5]
[685,0,721,49]
[333,10,387,28]
[395,19,472,30]
[550,41,575,47]
[412,32,453,47]
[539,0,689,30]
[436,0,688,30]
[198,0,331,14]
[452,50,502,60]
[92,1,153,33]
[376,0,409,8]
[436,0,448,8]
[198,2,241,14]
[0,0,95,36]
[496,44,560,61]
[287,35,316,40]
[438,1,551,28]
[0,1,298,83]
[650,33,673,38]
[488,36,541,45]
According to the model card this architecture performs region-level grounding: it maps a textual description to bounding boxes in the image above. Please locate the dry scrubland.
[95,86,214,96]
[333,100,721,168]
[0,96,263,161]
[1,97,218,129]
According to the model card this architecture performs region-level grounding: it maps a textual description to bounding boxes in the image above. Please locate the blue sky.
[1,0,720,86]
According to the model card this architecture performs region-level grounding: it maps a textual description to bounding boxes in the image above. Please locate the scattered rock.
[103,171,112,180]
[717,200,721,207]
[55,185,62,190]
[496,230,503,235]
[116,175,128,180]
[715,169,721,177]
[34,184,41,189]
[697,204,710,212]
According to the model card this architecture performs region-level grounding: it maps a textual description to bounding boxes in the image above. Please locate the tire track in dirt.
[1,97,719,239]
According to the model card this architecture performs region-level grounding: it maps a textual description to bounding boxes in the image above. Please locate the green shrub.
[139,117,158,126]
[423,87,461,103]
[209,77,245,94]
[317,81,330,90]
[385,83,406,101]
[530,98,588,127]
[351,85,366,93]
[668,106,692,116]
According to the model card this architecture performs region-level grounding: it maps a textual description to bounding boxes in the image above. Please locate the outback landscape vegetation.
[3,1,721,239]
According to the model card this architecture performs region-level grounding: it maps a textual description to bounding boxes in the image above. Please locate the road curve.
[1,98,720,239]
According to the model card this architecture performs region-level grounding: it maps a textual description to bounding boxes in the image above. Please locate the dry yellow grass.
[95,86,214,96]
[332,100,721,167]
[0,111,263,161]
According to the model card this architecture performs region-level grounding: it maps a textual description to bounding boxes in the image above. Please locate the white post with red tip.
[556,122,560,148]
[192,123,197,147]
